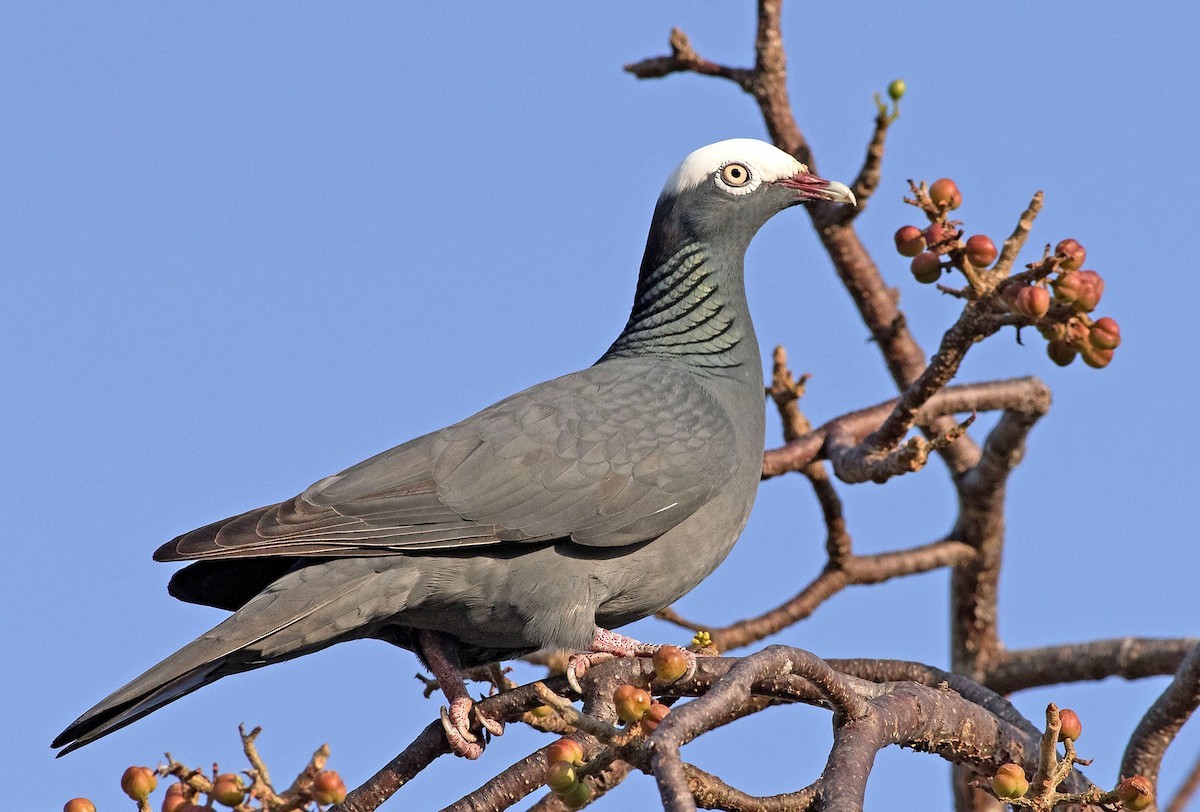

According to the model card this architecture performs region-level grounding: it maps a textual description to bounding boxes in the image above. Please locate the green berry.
[887,79,906,101]
[546,761,578,793]
[561,780,594,809]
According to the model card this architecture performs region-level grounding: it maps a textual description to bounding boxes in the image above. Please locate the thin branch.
[684,763,818,812]
[987,638,1200,695]
[624,28,752,90]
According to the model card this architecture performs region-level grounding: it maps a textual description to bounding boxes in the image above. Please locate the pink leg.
[567,627,697,693]
[418,630,503,759]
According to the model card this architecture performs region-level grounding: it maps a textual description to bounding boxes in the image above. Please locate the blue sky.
[5,3,1199,809]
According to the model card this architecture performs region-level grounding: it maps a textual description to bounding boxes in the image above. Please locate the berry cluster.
[66,762,347,811]
[986,708,1152,809]
[542,644,688,808]
[893,179,1120,369]
[544,738,592,809]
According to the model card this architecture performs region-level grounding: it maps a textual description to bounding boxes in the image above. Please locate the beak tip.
[826,180,856,207]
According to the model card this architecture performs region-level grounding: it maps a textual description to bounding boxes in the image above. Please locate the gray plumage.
[53,139,853,756]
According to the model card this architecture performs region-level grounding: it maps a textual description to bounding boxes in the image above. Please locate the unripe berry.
[546,761,578,793]
[211,773,245,807]
[64,800,96,812]
[640,701,671,733]
[1057,708,1083,741]
[991,763,1029,799]
[1009,286,1051,321]
[311,770,347,805]
[546,738,585,766]
[652,645,690,683]
[894,225,926,257]
[561,780,594,810]
[888,79,906,101]
[911,252,942,284]
[613,683,652,723]
[529,704,554,718]
[1047,340,1077,367]
[1116,775,1154,810]
[1056,238,1087,270]
[121,766,158,802]
[1089,317,1121,350]
[929,178,962,210]
[964,234,998,268]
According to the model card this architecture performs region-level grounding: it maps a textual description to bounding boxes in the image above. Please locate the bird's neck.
[601,236,760,376]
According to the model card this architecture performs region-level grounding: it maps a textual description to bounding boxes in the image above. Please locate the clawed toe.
[476,706,505,737]
[440,706,484,758]
[567,651,616,693]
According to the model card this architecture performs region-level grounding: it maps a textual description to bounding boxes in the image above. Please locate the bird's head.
[655,138,856,247]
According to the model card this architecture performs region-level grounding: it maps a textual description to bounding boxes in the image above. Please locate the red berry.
[1080,343,1114,369]
[613,684,652,723]
[894,225,926,257]
[964,234,998,268]
[1047,340,1077,367]
[121,766,158,802]
[992,763,1028,799]
[652,645,690,683]
[546,761,578,793]
[211,773,245,807]
[1053,270,1104,312]
[64,800,96,812]
[311,770,347,805]
[1057,709,1083,741]
[640,702,671,733]
[923,221,954,253]
[911,252,942,284]
[929,178,962,210]
[546,738,585,766]
[162,793,189,812]
[1009,286,1050,321]
[1056,238,1087,270]
[1089,317,1121,350]
[1116,775,1154,810]
[561,780,594,810]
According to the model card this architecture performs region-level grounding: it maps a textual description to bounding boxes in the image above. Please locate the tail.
[53,561,384,755]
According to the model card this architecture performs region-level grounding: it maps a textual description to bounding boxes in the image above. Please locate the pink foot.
[419,630,503,759]
[566,628,699,693]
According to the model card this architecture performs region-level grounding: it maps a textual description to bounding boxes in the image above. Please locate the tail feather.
[53,564,375,755]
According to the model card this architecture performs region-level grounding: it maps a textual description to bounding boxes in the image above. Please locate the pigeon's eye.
[720,163,751,187]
